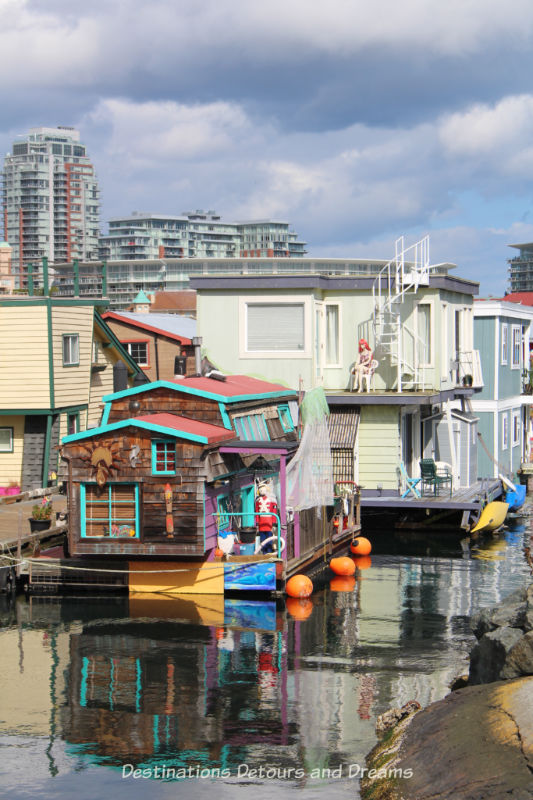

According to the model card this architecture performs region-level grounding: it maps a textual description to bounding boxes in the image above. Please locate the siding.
[0,415,25,486]
[477,413,495,479]
[52,306,93,407]
[0,307,50,408]
[474,317,495,400]
[358,406,400,489]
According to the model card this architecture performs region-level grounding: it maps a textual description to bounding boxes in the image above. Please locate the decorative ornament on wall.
[129,444,140,468]
[79,442,122,489]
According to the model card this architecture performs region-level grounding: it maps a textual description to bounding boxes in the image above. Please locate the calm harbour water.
[0,518,531,800]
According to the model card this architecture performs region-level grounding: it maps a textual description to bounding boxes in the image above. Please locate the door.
[401,413,414,474]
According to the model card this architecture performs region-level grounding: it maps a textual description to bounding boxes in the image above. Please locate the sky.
[4,0,533,295]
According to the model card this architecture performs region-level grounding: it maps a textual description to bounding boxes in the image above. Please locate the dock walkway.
[360,479,502,512]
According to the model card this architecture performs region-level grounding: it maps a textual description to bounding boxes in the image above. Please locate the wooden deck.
[360,479,503,512]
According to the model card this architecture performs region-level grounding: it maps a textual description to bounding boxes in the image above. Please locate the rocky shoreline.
[361,580,533,800]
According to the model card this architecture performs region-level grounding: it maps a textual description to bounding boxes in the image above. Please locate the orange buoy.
[353,555,372,570]
[286,574,313,598]
[214,547,224,558]
[286,597,314,620]
[330,556,356,576]
[330,576,356,592]
[350,536,372,556]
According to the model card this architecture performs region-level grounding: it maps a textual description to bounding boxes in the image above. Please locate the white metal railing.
[457,349,484,388]
[372,235,431,391]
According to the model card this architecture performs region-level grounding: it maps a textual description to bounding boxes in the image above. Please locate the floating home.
[59,374,360,595]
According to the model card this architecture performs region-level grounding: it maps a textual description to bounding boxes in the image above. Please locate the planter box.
[29,518,51,533]
[6,486,21,496]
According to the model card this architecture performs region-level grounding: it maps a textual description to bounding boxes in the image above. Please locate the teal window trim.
[81,482,139,539]
[151,439,177,475]
[233,412,271,441]
[241,484,255,527]
[62,333,80,367]
[216,494,231,531]
[0,426,14,453]
[277,404,294,433]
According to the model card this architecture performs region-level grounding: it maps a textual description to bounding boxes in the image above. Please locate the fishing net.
[286,387,334,511]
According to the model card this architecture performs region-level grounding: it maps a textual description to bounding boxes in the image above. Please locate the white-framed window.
[511,325,521,369]
[501,324,508,365]
[62,333,79,366]
[239,297,311,358]
[512,409,521,447]
[325,303,341,366]
[0,427,13,453]
[416,302,433,366]
[125,341,149,366]
[502,413,509,450]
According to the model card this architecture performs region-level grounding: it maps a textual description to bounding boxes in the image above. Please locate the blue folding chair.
[398,462,421,498]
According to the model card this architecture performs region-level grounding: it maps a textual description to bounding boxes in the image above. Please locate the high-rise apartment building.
[2,126,99,282]
[98,210,306,261]
[508,242,533,292]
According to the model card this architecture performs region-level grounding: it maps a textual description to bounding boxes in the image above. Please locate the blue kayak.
[505,484,527,512]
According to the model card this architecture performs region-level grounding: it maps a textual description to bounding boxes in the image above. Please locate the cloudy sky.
[4,0,533,294]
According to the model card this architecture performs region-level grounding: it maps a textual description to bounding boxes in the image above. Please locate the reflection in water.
[0,519,532,800]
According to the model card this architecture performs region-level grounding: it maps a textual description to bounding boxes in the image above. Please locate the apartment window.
[512,326,521,368]
[81,483,138,538]
[512,410,521,447]
[67,412,79,436]
[502,413,509,450]
[125,341,149,366]
[246,302,305,352]
[151,440,176,475]
[233,413,270,441]
[325,304,340,365]
[0,427,13,453]
[62,333,79,366]
[501,324,508,365]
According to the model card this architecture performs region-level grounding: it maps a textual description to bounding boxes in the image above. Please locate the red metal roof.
[173,374,293,397]
[133,413,235,443]
[501,292,533,305]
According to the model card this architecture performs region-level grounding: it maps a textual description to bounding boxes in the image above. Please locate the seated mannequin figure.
[351,338,373,391]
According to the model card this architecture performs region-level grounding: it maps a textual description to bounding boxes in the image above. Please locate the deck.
[360,479,503,512]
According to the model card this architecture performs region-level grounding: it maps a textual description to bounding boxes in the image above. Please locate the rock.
[525,585,533,632]
[361,677,533,800]
[375,700,421,737]
[469,626,524,684]
[471,586,527,638]
[449,673,469,691]
[501,630,533,679]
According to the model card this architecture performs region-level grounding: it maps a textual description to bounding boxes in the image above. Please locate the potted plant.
[462,374,473,388]
[29,497,53,532]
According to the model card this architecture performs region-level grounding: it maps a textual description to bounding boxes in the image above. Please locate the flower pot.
[29,518,51,533]
[6,486,21,496]
[0,487,7,496]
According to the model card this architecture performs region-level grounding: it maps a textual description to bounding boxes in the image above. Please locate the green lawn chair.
[419,458,453,497]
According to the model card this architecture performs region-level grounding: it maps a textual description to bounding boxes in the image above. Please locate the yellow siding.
[0,307,50,407]
[0,415,24,486]
[52,306,93,407]
[358,406,401,489]
[87,333,129,428]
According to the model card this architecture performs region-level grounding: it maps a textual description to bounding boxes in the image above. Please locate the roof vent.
[205,370,227,382]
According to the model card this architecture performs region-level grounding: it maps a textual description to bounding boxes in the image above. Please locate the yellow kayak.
[470,501,509,534]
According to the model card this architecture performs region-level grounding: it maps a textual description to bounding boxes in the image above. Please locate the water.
[0,519,531,800]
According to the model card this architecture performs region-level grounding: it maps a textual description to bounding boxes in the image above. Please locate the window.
[512,326,521,368]
[417,303,432,365]
[246,302,305,352]
[501,324,508,365]
[512,410,521,447]
[67,412,79,436]
[125,341,149,366]
[152,440,176,475]
[325,304,340,365]
[278,404,294,433]
[233,413,270,441]
[62,334,79,366]
[0,427,13,453]
[81,483,139,538]
[502,413,508,450]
